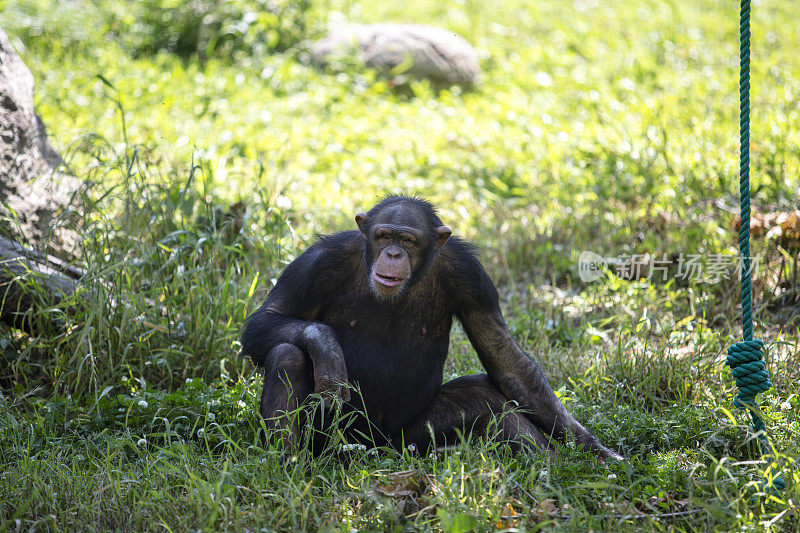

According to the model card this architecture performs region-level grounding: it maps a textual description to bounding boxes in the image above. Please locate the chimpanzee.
[241,195,621,460]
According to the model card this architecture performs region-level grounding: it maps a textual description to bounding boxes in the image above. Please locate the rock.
[0,28,82,257]
[311,23,479,89]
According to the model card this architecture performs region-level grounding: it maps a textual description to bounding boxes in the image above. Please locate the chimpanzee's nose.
[388,247,402,260]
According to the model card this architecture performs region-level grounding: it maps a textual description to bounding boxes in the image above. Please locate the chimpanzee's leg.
[260,343,314,449]
[397,374,554,456]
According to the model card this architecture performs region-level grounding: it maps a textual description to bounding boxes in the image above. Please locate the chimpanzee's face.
[366,223,427,300]
[355,203,450,302]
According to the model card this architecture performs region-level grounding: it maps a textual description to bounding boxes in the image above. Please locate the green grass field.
[1,0,798,530]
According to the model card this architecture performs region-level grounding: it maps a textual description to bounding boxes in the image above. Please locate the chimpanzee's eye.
[402,238,415,247]
[376,231,391,244]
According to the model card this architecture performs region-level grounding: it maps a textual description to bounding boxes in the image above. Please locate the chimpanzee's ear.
[355,213,368,236]
[435,225,452,247]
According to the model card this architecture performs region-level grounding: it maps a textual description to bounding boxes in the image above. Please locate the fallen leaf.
[495,502,521,529]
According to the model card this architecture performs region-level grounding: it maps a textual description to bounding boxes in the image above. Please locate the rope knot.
[726,339,771,408]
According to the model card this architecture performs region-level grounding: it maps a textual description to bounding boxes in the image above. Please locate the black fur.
[241,196,621,460]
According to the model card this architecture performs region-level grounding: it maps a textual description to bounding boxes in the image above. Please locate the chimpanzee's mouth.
[373,272,405,287]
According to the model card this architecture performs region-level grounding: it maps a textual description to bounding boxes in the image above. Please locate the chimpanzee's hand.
[301,324,351,404]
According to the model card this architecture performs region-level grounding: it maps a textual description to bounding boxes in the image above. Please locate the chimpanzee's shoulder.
[300,230,362,271]
[438,237,488,278]
[316,230,363,257]
[438,237,499,309]
[318,230,363,248]
[440,236,480,263]
[272,231,361,300]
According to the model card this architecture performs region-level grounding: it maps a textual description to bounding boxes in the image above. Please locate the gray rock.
[0,28,82,256]
[311,23,479,88]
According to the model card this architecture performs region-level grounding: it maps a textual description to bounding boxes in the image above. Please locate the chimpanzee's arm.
[241,237,352,399]
[447,240,620,459]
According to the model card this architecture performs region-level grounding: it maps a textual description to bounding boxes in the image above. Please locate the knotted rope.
[724,0,784,492]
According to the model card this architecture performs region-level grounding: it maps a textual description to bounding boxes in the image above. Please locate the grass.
[0,0,799,530]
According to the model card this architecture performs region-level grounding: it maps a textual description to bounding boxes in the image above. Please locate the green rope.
[725,0,785,492]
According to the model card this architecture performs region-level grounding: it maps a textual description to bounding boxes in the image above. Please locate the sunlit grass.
[0,0,798,530]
